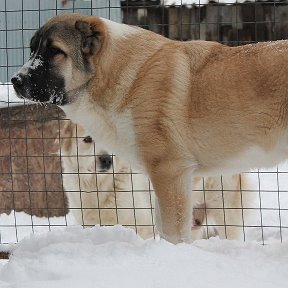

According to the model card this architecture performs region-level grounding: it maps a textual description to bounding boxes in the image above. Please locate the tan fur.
[59,122,252,241]
[18,14,285,243]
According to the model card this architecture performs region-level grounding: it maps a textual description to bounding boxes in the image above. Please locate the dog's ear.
[75,18,103,55]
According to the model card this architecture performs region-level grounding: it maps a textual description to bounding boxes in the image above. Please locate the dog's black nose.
[11,75,24,88]
[99,155,113,171]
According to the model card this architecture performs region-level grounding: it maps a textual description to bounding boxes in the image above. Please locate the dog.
[11,13,280,243]
[59,121,252,241]
[191,174,253,241]
[59,121,155,239]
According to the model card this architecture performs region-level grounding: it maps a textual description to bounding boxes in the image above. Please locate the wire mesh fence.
[1,0,288,248]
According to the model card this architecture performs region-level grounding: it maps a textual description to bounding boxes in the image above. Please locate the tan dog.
[11,14,280,243]
[59,121,251,241]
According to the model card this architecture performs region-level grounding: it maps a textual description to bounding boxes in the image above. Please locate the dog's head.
[59,121,132,193]
[59,121,113,174]
[11,14,106,105]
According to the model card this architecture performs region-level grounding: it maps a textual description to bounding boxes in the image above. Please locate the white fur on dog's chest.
[62,103,142,170]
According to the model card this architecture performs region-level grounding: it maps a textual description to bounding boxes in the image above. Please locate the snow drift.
[0,225,288,288]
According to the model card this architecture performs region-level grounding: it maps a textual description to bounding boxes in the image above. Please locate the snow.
[0,212,77,244]
[0,82,26,108]
[162,0,252,5]
[0,225,288,288]
[24,57,43,71]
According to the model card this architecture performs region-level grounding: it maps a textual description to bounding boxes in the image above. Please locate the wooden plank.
[0,251,9,259]
[0,104,65,129]
[0,105,68,217]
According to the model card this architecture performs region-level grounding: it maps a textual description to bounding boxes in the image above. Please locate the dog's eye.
[83,136,93,143]
[50,47,65,57]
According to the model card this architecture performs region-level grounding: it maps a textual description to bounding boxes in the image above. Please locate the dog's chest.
[63,104,143,170]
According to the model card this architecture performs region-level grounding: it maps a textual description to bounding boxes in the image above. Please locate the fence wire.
[1,0,288,247]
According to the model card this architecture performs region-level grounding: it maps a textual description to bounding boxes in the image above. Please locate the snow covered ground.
[0,226,288,288]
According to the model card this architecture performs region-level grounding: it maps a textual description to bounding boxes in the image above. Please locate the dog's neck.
[60,97,144,172]
[86,25,170,110]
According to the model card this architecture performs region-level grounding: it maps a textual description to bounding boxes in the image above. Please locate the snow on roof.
[163,0,254,5]
[0,83,26,108]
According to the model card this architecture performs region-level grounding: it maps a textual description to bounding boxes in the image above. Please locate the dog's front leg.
[149,162,193,244]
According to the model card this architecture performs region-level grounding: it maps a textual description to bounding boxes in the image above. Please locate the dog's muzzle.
[11,73,28,98]
[99,155,113,171]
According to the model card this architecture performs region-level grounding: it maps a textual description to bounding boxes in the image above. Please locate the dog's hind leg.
[148,161,194,244]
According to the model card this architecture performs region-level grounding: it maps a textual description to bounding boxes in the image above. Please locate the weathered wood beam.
[0,104,65,129]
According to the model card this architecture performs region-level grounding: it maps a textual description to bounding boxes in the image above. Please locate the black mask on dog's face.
[11,28,67,105]
[11,15,102,107]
